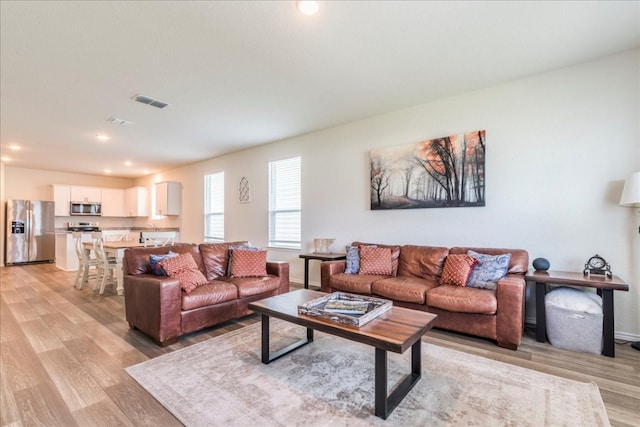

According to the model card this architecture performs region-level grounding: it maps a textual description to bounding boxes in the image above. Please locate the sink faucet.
[148,223,158,231]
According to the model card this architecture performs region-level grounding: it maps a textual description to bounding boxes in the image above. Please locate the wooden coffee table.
[248,289,437,419]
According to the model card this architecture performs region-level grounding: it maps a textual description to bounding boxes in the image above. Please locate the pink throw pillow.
[439,254,479,286]
[230,249,268,278]
[159,252,208,294]
[358,246,392,276]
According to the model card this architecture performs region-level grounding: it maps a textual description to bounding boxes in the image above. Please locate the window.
[268,156,301,249]
[204,172,224,242]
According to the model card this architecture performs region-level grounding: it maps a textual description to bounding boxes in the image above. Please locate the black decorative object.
[583,254,612,278]
[532,257,550,271]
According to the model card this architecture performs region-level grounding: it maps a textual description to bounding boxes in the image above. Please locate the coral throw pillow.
[439,254,480,286]
[159,252,208,294]
[358,246,392,276]
[230,249,267,278]
[227,244,261,276]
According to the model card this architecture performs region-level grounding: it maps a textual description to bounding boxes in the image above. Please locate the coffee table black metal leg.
[374,340,422,419]
[260,314,313,364]
[535,281,547,343]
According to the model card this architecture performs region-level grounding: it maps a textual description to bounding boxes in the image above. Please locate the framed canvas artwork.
[370,130,485,210]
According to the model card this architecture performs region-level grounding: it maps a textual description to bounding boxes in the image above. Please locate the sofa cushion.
[230,249,267,278]
[160,252,208,294]
[200,243,232,280]
[439,254,479,286]
[329,273,381,295]
[352,242,401,276]
[181,281,238,311]
[359,246,392,276]
[149,251,178,276]
[397,245,449,279]
[466,250,512,290]
[223,275,281,298]
[371,276,438,304]
[427,284,497,314]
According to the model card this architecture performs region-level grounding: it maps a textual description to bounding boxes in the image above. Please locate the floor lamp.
[619,171,640,351]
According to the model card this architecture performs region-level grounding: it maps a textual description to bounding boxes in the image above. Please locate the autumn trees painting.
[370,130,485,210]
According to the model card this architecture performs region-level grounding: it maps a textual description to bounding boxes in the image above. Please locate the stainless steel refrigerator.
[5,200,55,265]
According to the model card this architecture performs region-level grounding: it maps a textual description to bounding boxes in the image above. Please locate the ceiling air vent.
[107,117,134,126]
[132,94,170,109]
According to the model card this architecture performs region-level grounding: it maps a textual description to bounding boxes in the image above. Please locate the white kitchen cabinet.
[125,186,149,217]
[101,188,125,217]
[155,181,181,216]
[52,184,71,216]
[70,186,101,203]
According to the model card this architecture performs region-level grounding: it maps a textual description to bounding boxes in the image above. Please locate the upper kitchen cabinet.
[155,181,181,216]
[101,188,125,217]
[125,186,148,217]
[52,184,71,216]
[70,186,101,203]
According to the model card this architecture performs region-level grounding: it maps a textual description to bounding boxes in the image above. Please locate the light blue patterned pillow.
[466,250,512,290]
[344,246,360,274]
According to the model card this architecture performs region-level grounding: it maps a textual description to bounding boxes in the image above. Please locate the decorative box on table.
[298,292,392,327]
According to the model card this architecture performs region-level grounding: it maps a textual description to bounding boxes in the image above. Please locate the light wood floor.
[1,263,638,426]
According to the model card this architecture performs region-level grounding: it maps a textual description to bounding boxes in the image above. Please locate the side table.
[525,269,629,357]
[298,253,347,289]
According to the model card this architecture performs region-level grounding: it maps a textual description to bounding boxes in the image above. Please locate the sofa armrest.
[124,274,182,346]
[495,274,526,349]
[320,260,346,293]
[266,261,290,294]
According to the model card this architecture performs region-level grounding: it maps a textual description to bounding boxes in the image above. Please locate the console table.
[298,253,346,289]
[525,269,629,357]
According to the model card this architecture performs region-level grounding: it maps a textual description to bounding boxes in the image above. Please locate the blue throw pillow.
[149,251,178,276]
[344,245,360,274]
[466,250,512,290]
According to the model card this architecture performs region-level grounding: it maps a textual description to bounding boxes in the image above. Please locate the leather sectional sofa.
[123,242,289,346]
[321,242,529,349]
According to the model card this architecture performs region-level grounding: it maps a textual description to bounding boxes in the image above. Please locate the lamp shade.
[619,171,640,207]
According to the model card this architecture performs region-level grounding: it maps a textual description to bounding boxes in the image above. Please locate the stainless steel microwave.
[70,201,102,216]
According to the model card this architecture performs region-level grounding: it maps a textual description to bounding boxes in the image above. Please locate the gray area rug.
[126,319,610,426]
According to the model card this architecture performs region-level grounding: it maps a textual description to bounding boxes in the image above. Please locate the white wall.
[135,49,639,338]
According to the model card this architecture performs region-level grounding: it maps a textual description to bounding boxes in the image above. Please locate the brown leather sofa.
[123,242,289,346]
[321,242,528,349]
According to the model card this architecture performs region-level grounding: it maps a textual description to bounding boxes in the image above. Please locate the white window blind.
[268,156,301,249]
[204,172,224,242]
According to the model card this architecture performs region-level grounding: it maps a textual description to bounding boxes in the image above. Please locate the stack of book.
[323,300,370,315]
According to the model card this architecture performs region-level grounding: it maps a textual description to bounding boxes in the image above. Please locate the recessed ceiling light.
[107,117,134,126]
[104,169,112,174]
[296,1,319,15]
[96,134,109,141]
[124,161,132,166]
[1,156,11,162]
[8,144,21,151]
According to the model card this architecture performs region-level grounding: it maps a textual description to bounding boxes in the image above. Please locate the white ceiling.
[1,1,639,178]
